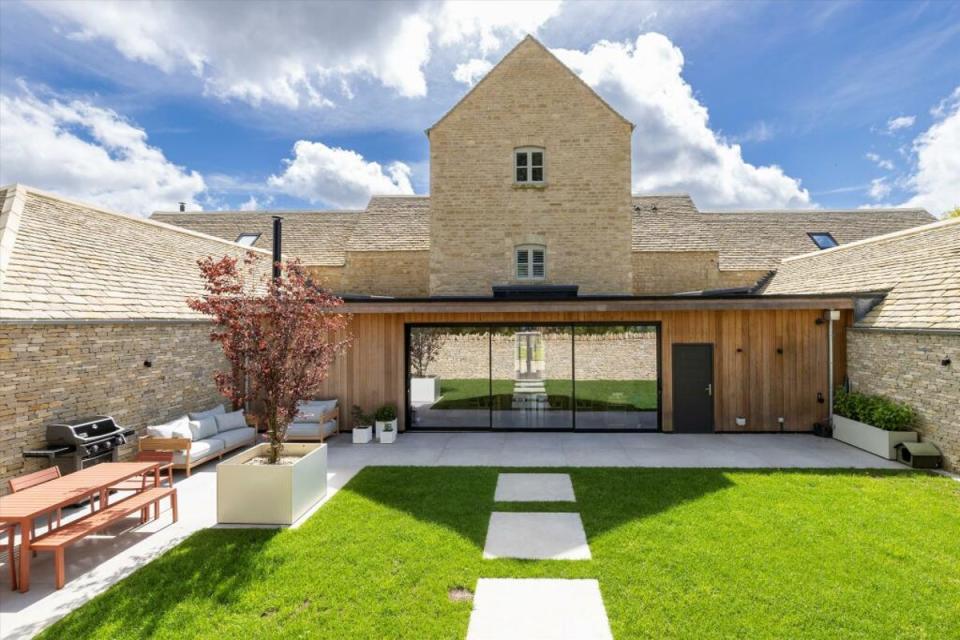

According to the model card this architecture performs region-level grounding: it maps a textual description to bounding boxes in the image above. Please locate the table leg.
[18,518,31,593]
[154,467,161,519]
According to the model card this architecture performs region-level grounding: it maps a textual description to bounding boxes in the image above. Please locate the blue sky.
[1,0,957,216]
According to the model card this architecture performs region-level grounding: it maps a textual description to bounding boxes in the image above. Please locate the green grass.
[433,378,658,411]
[40,468,960,639]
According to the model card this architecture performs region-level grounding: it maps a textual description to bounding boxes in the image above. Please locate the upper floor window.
[516,245,546,279]
[807,232,838,250]
[235,233,261,247]
[515,147,544,184]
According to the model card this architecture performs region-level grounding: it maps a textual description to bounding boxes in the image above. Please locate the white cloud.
[453,58,494,86]
[0,87,205,215]
[32,1,559,109]
[868,177,891,200]
[552,34,811,209]
[239,195,259,211]
[865,152,894,171]
[267,141,414,209]
[886,114,916,132]
[901,87,960,215]
[731,120,775,144]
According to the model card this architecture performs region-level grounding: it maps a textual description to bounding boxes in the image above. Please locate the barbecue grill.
[24,416,137,475]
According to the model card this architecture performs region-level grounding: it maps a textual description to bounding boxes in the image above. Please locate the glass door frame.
[404,321,662,433]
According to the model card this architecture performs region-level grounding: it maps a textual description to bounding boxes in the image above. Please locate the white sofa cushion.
[189,416,218,441]
[217,426,256,449]
[297,399,337,422]
[146,415,192,440]
[172,438,224,465]
[215,409,248,432]
[189,404,226,421]
[286,421,337,440]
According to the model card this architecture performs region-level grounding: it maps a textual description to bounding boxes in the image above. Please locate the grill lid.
[46,416,122,446]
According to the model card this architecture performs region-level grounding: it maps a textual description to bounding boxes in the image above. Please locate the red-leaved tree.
[188,254,351,464]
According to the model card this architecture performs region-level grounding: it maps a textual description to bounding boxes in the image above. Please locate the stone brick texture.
[631,252,768,294]
[847,329,959,470]
[0,322,227,494]
[428,38,633,296]
[342,251,430,297]
[421,332,657,381]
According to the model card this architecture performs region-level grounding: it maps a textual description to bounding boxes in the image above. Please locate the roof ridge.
[1,183,273,255]
[152,209,362,216]
[781,216,960,263]
[701,207,930,215]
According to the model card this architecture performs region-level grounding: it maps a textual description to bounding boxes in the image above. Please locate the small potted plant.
[375,404,398,441]
[351,405,374,444]
[380,422,397,444]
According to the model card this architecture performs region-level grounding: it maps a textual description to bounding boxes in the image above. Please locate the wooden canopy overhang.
[337,294,860,315]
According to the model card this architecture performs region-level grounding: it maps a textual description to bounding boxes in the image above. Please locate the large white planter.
[217,443,327,525]
[411,376,441,403]
[375,418,398,439]
[353,426,373,444]
[833,415,918,460]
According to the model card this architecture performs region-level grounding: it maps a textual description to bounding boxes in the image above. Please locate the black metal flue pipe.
[271,215,282,280]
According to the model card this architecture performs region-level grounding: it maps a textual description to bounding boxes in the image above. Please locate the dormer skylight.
[808,232,838,250]
[236,233,261,247]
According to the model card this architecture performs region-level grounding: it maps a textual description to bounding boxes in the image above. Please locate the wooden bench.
[31,487,177,589]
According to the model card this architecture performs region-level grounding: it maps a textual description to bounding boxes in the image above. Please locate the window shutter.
[532,249,545,278]
[516,249,529,278]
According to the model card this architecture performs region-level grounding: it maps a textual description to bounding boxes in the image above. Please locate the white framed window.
[516,245,546,280]
[235,233,261,247]
[515,147,544,184]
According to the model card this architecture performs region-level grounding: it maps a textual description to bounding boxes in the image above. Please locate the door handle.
[706,383,713,397]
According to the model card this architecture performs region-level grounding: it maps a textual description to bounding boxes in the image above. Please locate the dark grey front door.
[672,344,714,433]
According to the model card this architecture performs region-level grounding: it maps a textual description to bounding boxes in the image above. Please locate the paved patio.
[0,432,905,639]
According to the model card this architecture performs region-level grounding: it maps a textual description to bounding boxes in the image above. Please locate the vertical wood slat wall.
[316,309,832,432]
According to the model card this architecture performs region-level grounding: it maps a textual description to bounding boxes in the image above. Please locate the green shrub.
[834,388,916,431]
[351,405,374,426]
[375,404,397,422]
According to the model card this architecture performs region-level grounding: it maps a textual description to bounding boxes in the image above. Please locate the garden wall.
[420,331,658,381]
[847,329,959,470]
[0,322,226,494]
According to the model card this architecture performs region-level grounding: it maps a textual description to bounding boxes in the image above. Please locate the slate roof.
[762,218,960,330]
[1,185,271,321]
[345,195,430,252]
[632,196,935,271]
[151,209,359,266]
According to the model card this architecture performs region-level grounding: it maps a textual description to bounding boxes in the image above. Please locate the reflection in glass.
[492,326,572,429]
[408,326,489,429]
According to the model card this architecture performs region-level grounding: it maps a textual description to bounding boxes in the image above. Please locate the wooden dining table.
[0,461,159,593]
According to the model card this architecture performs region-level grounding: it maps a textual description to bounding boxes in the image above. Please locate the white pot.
[380,429,397,444]
[411,376,441,403]
[833,415,918,460]
[217,443,327,526]
[375,419,398,439]
[352,425,373,444]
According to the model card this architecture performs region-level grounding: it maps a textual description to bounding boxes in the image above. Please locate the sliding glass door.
[406,322,659,431]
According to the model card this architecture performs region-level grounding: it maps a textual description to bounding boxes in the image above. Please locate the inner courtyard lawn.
[40,468,959,639]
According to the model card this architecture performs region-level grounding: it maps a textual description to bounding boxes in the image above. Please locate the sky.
[0,0,958,217]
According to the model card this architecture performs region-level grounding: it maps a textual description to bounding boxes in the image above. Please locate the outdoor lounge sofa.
[286,399,340,443]
[139,405,256,475]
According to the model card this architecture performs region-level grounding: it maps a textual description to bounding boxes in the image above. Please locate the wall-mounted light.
[817,392,824,404]
[736,347,744,353]
[815,318,825,325]
[776,347,783,355]
[942,357,952,367]
[143,358,153,368]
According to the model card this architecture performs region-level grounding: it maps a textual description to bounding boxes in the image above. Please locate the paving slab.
[494,473,576,502]
[483,512,590,560]
[466,578,613,640]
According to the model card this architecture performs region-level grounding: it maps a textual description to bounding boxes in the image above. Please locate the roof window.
[236,233,261,247]
[808,232,838,250]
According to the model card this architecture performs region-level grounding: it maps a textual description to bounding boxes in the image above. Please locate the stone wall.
[632,251,768,294]
[429,37,633,295]
[304,265,344,292]
[343,250,430,297]
[0,322,227,494]
[417,331,657,381]
[847,329,959,470]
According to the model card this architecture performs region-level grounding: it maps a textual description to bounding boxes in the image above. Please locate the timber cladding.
[316,309,831,432]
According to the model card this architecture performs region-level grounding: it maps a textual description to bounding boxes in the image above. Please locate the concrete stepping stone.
[466,578,613,640]
[494,473,575,502]
[483,512,590,560]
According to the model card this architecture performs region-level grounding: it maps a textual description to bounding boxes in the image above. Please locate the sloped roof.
[631,196,935,271]
[762,218,960,330]
[346,195,430,252]
[1,185,271,321]
[151,209,359,266]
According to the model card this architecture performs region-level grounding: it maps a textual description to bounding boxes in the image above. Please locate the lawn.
[433,378,658,411]
[40,468,960,639]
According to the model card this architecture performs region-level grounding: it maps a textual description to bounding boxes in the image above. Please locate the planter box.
[411,376,441,403]
[353,425,373,444]
[217,443,327,525]
[380,429,397,444]
[375,419,398,440]
[833,415,918,460]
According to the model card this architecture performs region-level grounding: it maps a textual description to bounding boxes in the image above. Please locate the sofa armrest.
[140,436,192,453]
[319,406,339,424]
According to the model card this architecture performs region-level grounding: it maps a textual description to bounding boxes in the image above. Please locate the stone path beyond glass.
[468,473,613,640]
